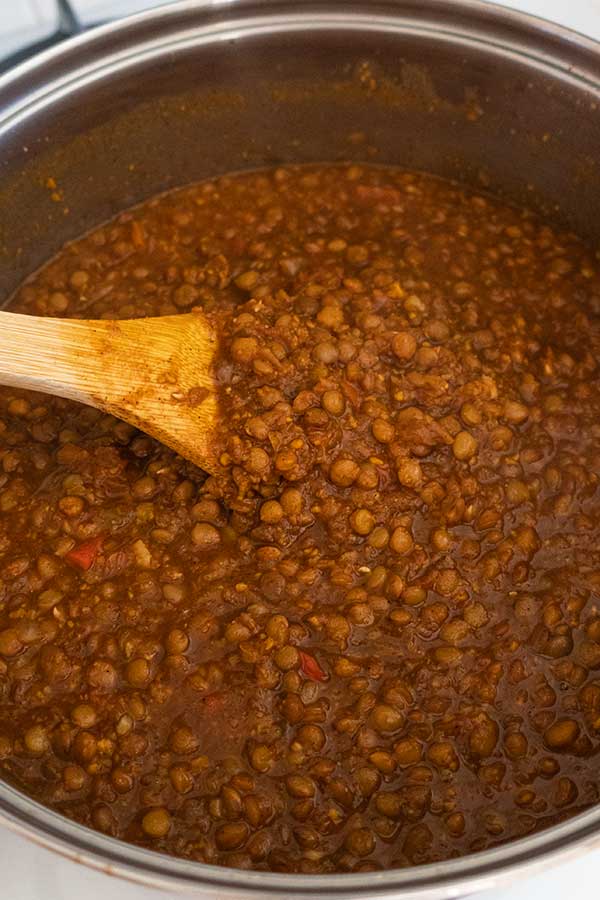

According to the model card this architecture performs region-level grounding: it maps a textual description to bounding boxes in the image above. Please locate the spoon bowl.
[0,310,219,472]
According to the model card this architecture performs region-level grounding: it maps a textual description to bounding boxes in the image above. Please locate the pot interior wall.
[0,15,599,300]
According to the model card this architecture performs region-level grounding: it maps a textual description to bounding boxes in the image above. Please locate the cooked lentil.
[1,164,600,872]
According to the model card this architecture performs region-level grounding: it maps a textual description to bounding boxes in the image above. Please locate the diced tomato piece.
[355,184,402,205]
[65,536,104,571]
[203,692,224,714]
[299,650,327,682]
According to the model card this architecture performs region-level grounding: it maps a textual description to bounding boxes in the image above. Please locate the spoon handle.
[0,310,115,406]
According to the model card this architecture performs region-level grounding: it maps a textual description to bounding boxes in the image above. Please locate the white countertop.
[1,1,600,898]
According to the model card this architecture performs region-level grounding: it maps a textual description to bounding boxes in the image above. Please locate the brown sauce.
[1,164,600,872]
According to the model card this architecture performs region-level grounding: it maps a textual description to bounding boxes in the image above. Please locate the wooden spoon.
[0,310,220,473]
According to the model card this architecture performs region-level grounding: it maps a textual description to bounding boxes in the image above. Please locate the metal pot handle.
[0,0,84,74]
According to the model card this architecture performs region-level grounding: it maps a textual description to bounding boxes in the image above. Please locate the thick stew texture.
[1,165,600,872]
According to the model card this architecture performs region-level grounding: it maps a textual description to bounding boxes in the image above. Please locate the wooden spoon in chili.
[0,310,219,473]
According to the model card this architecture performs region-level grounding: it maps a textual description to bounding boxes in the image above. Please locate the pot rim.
[1,1,600,895]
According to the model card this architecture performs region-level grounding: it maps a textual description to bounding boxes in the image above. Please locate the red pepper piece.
[299,650,327,682]
[65,535,103,571]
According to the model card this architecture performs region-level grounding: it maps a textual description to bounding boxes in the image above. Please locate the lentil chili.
[1,164,600,872]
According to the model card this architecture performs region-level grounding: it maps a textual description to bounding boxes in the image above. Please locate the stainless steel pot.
[1,1,600,897]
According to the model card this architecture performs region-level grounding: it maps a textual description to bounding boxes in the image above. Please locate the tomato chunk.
[299,650,327,682]
[65,536,103,571]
